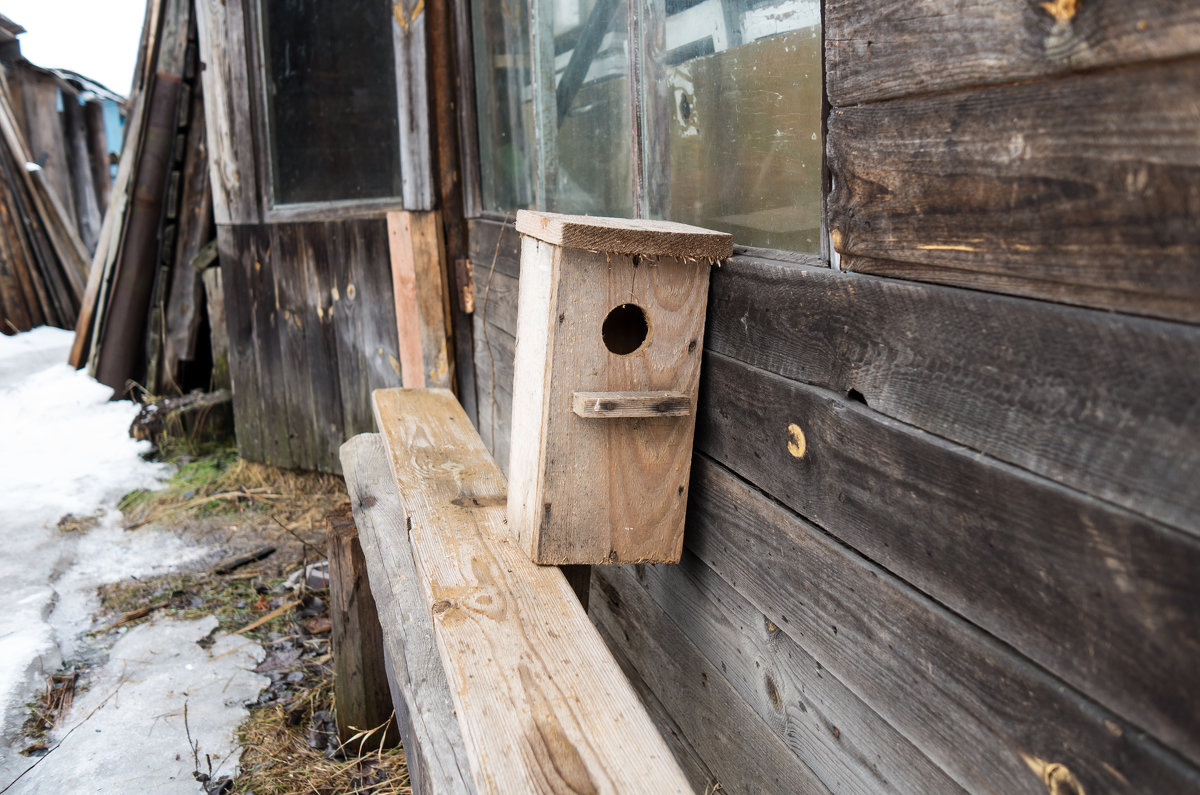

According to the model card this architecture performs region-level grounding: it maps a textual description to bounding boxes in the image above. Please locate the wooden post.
[327,504,400,749]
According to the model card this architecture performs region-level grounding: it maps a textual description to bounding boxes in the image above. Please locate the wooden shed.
[194,0,1200,790]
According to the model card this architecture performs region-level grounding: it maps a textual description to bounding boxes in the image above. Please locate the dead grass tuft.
[234,678,410,795]
[21,671,79,755]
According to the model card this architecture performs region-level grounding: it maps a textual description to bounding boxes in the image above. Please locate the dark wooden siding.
[464,3,1200,779]
[219,218,403,472]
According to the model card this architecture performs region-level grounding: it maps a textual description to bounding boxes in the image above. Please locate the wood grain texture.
[217,220,399,471]
[163,84,212,387]
[516,209,733,261]
[388,210,452,389]
[572,391,690,418]
[471,317,513,476]
[627,553,966,793]
[327,504,400,749]
[195,0,260,224]
[683,456,1200,794]
[698,351,1200,766]
[827,57,1200,323]
[21,70,76,228]
[467,216,521,281]
[507,237,709,564]
[341,433,474,795]
[590,566,833,795]
[705,257,1200,535]
[826,0,1200,104]
[371,388,692,794]
[392,0,434,210]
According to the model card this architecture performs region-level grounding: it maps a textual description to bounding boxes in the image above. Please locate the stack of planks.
[339,388,693,794]
[0,46,109,333]
[72,0,223,398]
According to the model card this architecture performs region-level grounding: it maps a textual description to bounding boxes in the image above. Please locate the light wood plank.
[516,209,732,261]
[341,434,474,795]
[507,236,709,564]
[388,210,452,389]
[371,388,692,794]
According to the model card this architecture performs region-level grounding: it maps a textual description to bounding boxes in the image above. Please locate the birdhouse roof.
[516,210,734,262]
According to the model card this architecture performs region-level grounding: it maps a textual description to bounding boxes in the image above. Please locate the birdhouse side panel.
[507,237,562,552]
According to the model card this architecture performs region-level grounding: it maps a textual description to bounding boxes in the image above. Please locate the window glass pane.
[534,0,633,216]
[260,0,402,205]
[641,0,822,252]
[471,0,535,212]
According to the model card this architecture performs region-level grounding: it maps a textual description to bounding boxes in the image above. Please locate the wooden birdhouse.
[507,210,734,565]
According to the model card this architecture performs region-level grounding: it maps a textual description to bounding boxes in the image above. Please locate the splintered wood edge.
[516,209,733,261]
[572,391,691,418]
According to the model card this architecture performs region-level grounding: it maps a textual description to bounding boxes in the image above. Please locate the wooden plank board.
[628,552,966,793]
[371,387,692,794]
[507,237,708,564]
[61,92,100,253]
[163,84,212,386]
[516,209,733,261]
[827,0,1200,105]
[388,210,452,389]
[706,257,1200,535]
[699,352,1200,766]
[392,0,434,210]
[471,316,513,475]
[194,0,260,225]
[472,264,518,337]
[217,224,266,462]
[341,433,474,795]
[467,216,521,281]
[683,456,1200,794]
[827,57,1200,323]
[590,566,834,795]
[572,391,690,418]
[326,220,374,442]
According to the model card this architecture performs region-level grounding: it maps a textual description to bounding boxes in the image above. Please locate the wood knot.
[1040,0,1081,23]
[431,599,454,615]
[786,423,807,458]
[1021,753,1086,795]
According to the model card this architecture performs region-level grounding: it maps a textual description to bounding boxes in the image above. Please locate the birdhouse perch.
[507,210,734,565]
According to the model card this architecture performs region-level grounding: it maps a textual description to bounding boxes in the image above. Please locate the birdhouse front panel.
[508,211,733,565]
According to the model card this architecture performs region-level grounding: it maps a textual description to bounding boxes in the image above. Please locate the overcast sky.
[1,0,146,96]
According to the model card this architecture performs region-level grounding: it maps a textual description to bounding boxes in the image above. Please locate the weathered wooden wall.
[217,219,403,472]
[464,4,1200,789]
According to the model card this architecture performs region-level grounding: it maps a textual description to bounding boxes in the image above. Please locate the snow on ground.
[0,328,268,791]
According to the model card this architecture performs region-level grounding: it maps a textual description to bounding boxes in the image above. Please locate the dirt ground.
[18,439,411,795]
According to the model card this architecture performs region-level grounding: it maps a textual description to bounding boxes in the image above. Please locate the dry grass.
[21,671,79,755]
[234,678,410,795]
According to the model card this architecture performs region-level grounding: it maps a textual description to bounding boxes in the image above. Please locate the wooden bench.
[338,387,693,794]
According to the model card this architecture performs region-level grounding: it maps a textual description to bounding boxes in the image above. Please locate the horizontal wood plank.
[341,434,475,795]
[827,57,1200,323]
[827,0,1200,104]
[572,391,690,418]
[619,554,966,793]
[466,216,521,281]
[705,257,1200,534]
[698,351,1200,765]
[590,566,833,794]
[684,456,1200,794]
[371,388,692,794]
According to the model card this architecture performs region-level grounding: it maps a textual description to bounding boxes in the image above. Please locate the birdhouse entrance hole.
[602,303,649,355]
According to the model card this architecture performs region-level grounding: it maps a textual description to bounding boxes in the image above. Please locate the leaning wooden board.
[372,388,692,794]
